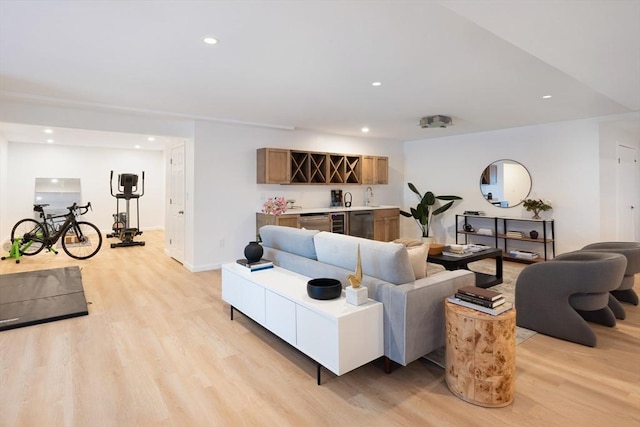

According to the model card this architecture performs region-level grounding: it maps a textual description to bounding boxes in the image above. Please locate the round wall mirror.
[479,159,531,208]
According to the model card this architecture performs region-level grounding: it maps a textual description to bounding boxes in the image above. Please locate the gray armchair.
[581,242,640,320]
[515,251,626,347]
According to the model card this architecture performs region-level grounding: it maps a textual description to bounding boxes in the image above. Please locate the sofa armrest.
[374,269,475,366]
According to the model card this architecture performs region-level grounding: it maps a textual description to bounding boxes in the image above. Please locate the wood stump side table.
[444,299,516,407]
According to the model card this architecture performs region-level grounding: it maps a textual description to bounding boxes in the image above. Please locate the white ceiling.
[0,0,638,148]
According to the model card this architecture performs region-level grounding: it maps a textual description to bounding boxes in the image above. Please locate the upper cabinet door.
[362,156,389,185]
[257,148,290,184]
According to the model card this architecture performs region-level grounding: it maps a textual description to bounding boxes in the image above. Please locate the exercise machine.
[107,171,145,248]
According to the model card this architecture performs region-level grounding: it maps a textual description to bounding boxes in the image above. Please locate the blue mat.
[0,266,88,331]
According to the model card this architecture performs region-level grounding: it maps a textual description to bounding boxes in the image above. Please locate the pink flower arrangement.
[262,196,287,216]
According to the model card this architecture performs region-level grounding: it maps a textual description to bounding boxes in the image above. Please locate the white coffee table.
[221,263,384,384]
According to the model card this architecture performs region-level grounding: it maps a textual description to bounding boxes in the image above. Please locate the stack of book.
[463,210,486,216]
[236,258,274,271]
[508,250,539,260]
[449,285,512,315]
[505,230,525,239]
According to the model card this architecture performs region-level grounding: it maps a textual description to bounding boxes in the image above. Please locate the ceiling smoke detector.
[419,115,453,128]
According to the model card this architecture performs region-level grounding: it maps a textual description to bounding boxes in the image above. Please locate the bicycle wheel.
[10,218,46,255]
[61,221,103,260]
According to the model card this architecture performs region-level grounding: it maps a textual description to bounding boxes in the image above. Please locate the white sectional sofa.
[259,225,475,369]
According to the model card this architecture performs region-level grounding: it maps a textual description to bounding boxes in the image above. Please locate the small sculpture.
[347,244,363,288]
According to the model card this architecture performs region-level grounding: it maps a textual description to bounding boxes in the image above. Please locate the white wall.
[4,142,165,235]
[599,118,640,240]
[187,120,404,271]
[0,134,8,238]
[403,118,606,255]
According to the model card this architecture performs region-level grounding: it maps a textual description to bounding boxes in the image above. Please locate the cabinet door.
[221,269,243,308]
[375,157,388,184]
[386,215,399,241]
[221,268,266,325]
[265,291,296,345]
[242,280,266,325]
[362,156,388,185]
[362,156,375,184]
[296,305,338,373]
[373,208,399,241]
[257,148,290,184]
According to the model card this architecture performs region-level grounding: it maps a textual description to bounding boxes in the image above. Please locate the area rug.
[0,266,88,331]
[423,260,536,368]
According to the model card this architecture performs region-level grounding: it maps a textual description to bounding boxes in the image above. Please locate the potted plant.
[400,183,462,240]
[522,198,552,219]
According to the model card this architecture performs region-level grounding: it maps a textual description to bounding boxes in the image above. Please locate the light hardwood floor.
[1,231,638,426]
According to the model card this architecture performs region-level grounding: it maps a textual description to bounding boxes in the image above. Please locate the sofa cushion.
[394,238,429,279]
[259,225,319,260]
[406,243,430,279]
[313,231,415,285]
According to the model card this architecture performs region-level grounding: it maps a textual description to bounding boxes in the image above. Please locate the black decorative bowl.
[307,278,342,300]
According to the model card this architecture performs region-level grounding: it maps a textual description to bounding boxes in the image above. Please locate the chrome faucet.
[365,186,374,206]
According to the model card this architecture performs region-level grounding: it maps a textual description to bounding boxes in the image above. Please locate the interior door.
[617,145,639,241]
[169,144,185,263]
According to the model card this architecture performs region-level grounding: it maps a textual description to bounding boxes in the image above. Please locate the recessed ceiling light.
[542,95,552,99]
[44,129,53,134]
[147,137,155,141]
[371,82,382,87]
[46,139,54,143]
[203,37,218,45]
[361,127,370,133]
[135,145,141,149]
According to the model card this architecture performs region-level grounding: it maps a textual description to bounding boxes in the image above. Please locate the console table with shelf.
[455,214,555,263]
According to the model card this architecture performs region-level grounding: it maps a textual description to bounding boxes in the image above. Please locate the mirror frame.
[479,159,531,208]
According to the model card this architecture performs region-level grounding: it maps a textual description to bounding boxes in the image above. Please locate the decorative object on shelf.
[244,241,264,263]
[477,228,494,236]
[529,230,539,239]
[400,183,462,238]
[346,244,368,305]
[464,223,475,232]
[307,278,342,300]
[522,198,552,219]
[347,244,363,288]
[506,230,525,238]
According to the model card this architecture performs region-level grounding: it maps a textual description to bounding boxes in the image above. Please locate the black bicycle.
[10,202,103,260]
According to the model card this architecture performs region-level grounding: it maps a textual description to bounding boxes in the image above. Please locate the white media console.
[221,263,383,384]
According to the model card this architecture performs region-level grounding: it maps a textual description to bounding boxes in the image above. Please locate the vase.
[529,230,539,239]
[244,241,263,263]
[531,209,541,220]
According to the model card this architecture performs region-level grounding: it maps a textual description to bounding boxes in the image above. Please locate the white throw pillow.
[405,242,430,279]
